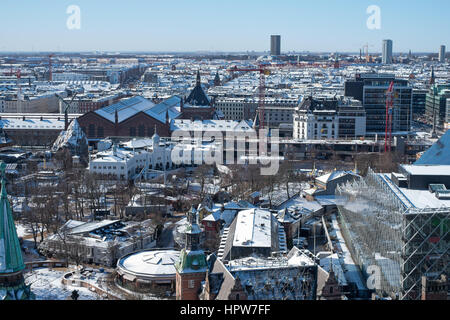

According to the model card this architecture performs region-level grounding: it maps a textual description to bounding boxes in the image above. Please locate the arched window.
[97,126,104,137]
[138,125,145,137]
[88,124,95,137]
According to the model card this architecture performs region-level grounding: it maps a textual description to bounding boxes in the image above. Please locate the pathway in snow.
[24,268,100,300]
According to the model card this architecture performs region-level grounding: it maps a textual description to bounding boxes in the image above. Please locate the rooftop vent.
[429,184,447,194]
[435,190,450,200]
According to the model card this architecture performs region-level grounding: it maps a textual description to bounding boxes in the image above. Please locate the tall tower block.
[270,35,281,56]
[382,39,393,64]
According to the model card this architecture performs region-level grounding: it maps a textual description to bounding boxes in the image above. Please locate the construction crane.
[55,92,78,130]
[385,81,395,152]
[362,43,375,63]
[227,65,270,129]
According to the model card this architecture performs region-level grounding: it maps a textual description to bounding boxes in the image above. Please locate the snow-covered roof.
[400,164,450,176]
[51,119,88,153]
[118,249,180,278]
[171,119,254,133]
[94,96,165,124]
[398,188,450,208]
[319,253,348,286]
[0,117,65,130]
[233,209,272,248]
[148,95,181,120]
[68,220,121,235]
[316,170,358,184]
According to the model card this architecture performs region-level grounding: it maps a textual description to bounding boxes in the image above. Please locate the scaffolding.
[335,168,450,300]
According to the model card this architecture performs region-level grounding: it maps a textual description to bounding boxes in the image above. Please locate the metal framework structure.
[336,168,449,300]
[385,81,394,152]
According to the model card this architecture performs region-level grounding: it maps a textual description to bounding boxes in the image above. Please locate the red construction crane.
[227,65,270,128]
[385,81,395,152]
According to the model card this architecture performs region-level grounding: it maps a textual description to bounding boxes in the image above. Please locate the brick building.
[421,275,448,300]
[77,96,171,146]
[178,71,217,121]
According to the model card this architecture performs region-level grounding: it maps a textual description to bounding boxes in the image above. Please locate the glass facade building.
[336,168,449,300]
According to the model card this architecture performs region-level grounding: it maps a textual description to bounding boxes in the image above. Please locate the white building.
[89,131,223,179]
[293,95,366,140]
[170,119,256,142]
[89,131,173,180]
[214,97,298,127]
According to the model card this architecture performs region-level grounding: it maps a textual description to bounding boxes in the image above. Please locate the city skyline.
[0,0,448,53]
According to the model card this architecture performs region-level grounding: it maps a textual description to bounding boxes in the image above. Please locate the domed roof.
[119,249,180,277]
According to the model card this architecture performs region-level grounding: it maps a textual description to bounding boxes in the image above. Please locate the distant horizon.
[0,50,443,56]
[0,1,448,53]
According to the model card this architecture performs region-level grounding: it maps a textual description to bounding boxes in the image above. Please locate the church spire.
[0,161,34,300]
[196,70,201,86]
[214,71,221,86]
[185,206,201,251]
[0,162,24,274]
[430,66,435,85]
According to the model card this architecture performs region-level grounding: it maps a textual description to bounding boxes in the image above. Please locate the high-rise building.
[344,73,412,135]
[439,45,446,63]
[382,39,393,64]
[425,84,450,129]
[270,35,281,56]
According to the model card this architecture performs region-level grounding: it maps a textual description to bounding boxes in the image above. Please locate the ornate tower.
[213,71,221,87]
[430,66,435,86]
[320,262,343,300]
[175,206,207,300]
[196,70,201,87]
[152,124,160,146]
[0,162,34,300]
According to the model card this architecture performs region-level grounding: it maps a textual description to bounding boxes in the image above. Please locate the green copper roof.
[0,282,34,300]
[175,249,207,274]
[0,162,25,274]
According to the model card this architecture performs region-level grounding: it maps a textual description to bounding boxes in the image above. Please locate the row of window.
[84,124,159,138]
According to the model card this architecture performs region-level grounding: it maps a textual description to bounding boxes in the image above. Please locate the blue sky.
[0,0,448,53]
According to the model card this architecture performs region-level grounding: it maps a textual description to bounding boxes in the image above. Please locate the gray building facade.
[382,40,393,64]
[271,35,281,56]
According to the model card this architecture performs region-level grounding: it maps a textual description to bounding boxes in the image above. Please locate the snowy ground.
[15,223,29,238]
[329,214,367,292]
[24,268,101,300]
